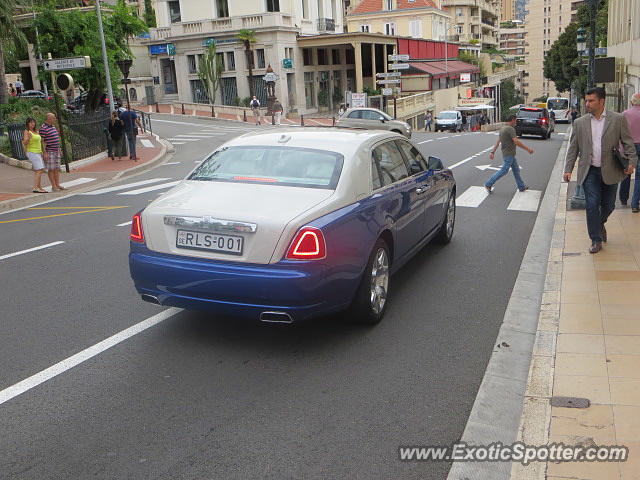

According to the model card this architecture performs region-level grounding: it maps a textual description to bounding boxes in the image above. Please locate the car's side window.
[347,110,361,119]
[371,155,382,190]
[372,141,409,186]
[395,140,427,174]
[362,110,382,121]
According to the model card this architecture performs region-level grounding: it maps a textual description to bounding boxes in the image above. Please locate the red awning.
[408,61,479,78]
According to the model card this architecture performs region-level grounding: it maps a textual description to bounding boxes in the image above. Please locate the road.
[0,116,568,479]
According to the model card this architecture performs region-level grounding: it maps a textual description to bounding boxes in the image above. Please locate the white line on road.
[456,186,490,208]
[119,181,181,195]
[0,308,181,406]
[81,178,170,195]
[170,142,186,145]
[507,189,542,212]
[43,177,95,192]
[140,139,154,148]
[448,147,493,169]
[168,138,200,142]
[0,241,65,261]
[117,221,132,227]
[174,134,214,138]
[417,139,434,144]
[163,162,180,165]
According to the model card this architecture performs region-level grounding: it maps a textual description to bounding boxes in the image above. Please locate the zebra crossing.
[456,186,542,212]
[81,178,179,196]
[167,124,278,145]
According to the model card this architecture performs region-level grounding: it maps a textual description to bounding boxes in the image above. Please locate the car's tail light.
[130,212,145,243]
[286,227,326,260]
[539,117,548,125]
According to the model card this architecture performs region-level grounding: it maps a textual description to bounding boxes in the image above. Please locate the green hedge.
[0,98,56,126]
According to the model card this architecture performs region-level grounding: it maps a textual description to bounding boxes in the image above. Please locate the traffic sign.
[377,79,401,84]
[382,88,393,96]
[376,72,402,78]
[388,54,409,61]
[388,63,410,70]
[44,56,91,71]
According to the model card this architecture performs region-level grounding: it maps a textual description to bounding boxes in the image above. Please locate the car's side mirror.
[427,156,444,170]
[380,117,386,123]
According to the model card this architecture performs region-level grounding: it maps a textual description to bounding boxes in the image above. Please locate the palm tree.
[0,0,25,105]
[237,29,257,99]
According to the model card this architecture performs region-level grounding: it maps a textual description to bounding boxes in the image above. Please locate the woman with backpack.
[108,110,127,161]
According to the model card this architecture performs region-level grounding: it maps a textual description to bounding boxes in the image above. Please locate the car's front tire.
[349,238,390,325]
[433,192,456,244]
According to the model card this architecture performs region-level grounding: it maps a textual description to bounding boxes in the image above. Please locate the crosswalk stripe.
[118,181,181,195]
[175,134,213,137]
[44,177,95,192]
[171,142,186,145]
[456,186,490,208]
[81,178,170,195]
[168,138,199,142]
[507,189,542,212]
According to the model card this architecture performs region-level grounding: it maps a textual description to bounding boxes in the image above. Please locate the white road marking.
[43,177,95,192]
[475,164,501,171]
[0,241,65,261]
[163,162,180,165]
[194,160,202,164]
[81,178,170,195]
[417,139,434,144]
[0,308,181,405]
[507,189,542,212]
[168,137,199,142]
[170,142,186,145]
[456,186,490,208]
[140,139,154,148]
[174,134,213,138]
[153,119,214,127]
[448,147,493,169]
[117,221,132,227]
[119,181,181,195]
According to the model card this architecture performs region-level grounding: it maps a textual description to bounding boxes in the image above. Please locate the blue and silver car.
[129,129,456,325]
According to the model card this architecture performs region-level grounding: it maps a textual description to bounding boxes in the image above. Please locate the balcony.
[147,13,295,40]
[317,18,336,32]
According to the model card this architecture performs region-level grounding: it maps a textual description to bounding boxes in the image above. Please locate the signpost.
[388,63,410,70]
[376,79,401,85]
[44,56,91,71]
[388,54,409,62]
[351,92,367,108]
[376,72,402,78]
[385,54,411,118]
[381,88,393,96]
[460,73,471,83]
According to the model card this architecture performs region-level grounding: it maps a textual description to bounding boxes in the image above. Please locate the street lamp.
[95,0,115,112]
[116,58,133,110]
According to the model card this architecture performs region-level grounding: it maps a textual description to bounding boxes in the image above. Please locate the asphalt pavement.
[0,115,568,479]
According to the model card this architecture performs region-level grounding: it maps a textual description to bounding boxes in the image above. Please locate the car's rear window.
[518,109,543,118]
[188,146,344,189]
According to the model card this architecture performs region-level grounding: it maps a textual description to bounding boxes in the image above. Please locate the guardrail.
[384,91,435,121]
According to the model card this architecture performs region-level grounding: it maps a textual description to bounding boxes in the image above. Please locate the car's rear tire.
[433,192,456,244]
[348,238,390,325]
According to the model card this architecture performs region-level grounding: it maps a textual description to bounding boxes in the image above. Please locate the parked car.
[434,110,463,132]
[515,107,555,139]
[129,129,456,325]
[336,107,412,138]
[17,90,53,100]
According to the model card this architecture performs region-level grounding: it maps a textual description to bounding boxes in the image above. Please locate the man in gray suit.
[564,87,638,253]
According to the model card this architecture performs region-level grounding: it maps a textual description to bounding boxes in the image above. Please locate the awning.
[408,61,480,78]
[455,105,496,110]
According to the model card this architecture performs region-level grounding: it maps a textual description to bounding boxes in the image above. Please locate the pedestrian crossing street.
[166,124,278,145]
[456,186,542,212]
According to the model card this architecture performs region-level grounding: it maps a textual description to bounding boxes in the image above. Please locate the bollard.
[301,115,304,127]
[155,102,160,113]
[272,114,275,125]
[181,103,185,115]
[243,109,247,122]
[332,116,335,126]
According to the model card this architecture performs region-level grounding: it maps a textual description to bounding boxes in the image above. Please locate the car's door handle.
[416,185,429,195]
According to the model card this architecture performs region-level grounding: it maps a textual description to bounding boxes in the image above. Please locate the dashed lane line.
[0,241,65,261]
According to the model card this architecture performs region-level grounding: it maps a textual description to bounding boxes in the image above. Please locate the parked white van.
[434,110,463,132]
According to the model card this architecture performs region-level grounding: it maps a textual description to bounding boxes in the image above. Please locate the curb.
[0,134,172,214]
[446,133,570,480]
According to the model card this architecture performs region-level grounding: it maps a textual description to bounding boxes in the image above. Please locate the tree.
[143,0,156,27]
[237,29,257,99]
[499,78,524,119]
[0,0,26,104]
[198,42,223,107]
[32,0,147,110]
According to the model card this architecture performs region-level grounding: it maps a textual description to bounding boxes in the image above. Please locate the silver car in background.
[336,107,412,138]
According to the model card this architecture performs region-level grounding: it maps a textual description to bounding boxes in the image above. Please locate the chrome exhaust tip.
[259,311,293,323]
[141,294,161,305]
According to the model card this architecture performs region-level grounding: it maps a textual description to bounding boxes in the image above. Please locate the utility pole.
[96,0,115,112]
[587,0,599,88]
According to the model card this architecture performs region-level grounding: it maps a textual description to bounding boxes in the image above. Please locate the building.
[144,0,346,113]
[524,0,573,100]
[441,0,501,50]
[345,0,451,41]
[607,0,640,107]
[514,0,528,21]
[501,0,515,22]
[499,23,526,61]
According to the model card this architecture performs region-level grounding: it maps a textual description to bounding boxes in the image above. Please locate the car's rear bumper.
[129,244,352,321]
[516,125,547,135]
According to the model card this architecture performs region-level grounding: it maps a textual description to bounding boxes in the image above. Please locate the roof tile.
[352,0,439,14]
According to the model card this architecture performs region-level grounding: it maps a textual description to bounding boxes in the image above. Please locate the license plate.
[176,229,243,255]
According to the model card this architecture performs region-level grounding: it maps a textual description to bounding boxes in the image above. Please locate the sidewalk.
[512,177,640,479]
[0,131,167,212]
